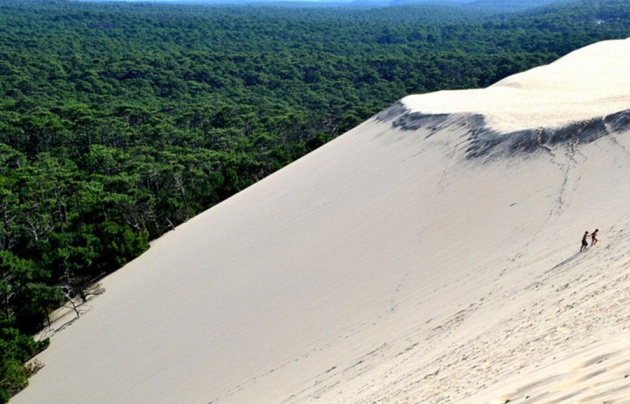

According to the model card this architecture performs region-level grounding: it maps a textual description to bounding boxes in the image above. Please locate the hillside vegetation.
[1,0,630,400]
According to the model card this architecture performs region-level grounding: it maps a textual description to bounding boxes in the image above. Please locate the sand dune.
[403,38,630,133]
[12,38,630,403]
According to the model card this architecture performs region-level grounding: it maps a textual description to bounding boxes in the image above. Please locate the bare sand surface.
[403,37,630,133]
[12,39,630,403]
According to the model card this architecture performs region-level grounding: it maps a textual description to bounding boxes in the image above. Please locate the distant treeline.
[2,0,630,400]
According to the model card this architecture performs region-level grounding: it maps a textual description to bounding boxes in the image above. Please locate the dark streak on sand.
[375,101,630,160]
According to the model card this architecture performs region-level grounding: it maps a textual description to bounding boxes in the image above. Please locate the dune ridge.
[402,37,630,133]
[12,38,630,403]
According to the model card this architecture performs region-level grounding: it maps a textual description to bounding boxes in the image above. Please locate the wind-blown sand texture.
[13,38,630,403]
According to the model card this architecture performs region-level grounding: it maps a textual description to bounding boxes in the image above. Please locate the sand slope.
[12,39,630,403]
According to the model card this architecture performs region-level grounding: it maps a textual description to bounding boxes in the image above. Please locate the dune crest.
[402,37,630,133]
[13,39,630,403]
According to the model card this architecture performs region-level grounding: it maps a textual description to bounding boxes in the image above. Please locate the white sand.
[12,38,630,403]
[403,37,630,132]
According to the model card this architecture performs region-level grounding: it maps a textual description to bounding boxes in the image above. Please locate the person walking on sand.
[591,229,599,246]
[581,231,589,252]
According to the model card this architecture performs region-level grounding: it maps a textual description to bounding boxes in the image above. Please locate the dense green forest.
[1,0,630,400]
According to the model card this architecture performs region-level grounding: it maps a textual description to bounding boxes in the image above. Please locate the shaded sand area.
[13,39,630,403]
